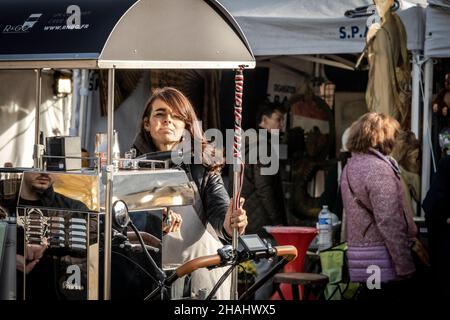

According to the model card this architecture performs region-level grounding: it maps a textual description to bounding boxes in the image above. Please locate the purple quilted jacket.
[341,148,417,282]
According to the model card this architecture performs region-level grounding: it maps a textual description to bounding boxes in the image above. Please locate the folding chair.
[319,242,360,300]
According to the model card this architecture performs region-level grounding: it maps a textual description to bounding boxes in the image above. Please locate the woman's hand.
[162,208,182,234]
[223,197,248,237]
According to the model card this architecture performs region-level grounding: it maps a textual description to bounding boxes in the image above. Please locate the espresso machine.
[0,0,254,301]
[15,154,194,300]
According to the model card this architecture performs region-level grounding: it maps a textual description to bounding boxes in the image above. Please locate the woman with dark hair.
[340,112,418,300]
[132,87,247,299]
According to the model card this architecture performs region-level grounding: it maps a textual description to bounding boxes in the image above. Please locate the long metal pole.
[70,69,80,136]
[33,69,42,169]
[231,68,244,300]
[411,52,421,137]
[103,67,115,300]
[83,70,93,150]
[78,69,88,145]
[421,59,433,217]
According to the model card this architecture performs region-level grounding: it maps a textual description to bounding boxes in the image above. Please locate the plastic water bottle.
[317,205,333,251]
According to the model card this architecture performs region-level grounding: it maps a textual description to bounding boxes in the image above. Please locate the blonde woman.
[340,113,417,300]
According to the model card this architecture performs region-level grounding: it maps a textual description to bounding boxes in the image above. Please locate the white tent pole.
[33,69,43,169]
[411,52,421,137]
[325,54,357,68]
[314,55,320,78]
[292,55,355,71]
[421,59,434,217]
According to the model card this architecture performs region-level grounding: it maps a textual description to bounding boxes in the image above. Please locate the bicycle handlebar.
[272,245,297,261]
[175,245,297,278]
[176,255,222,278]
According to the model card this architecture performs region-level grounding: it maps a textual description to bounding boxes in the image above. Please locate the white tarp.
[0,71,71,167]
[425,0,450,57]
[219,0,426,55]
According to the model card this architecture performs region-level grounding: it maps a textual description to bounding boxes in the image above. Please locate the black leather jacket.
[132,130,231,242]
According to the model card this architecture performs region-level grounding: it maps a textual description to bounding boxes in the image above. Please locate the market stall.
[219,0,427,219]
[219,0,425,136]
[0,0,255,300]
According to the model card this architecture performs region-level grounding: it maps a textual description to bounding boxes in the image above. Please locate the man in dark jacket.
[241,103,286,239]
[423,154,450,299]
[18,172,89,211]
[17,171,90,300]
[240,103,287,299]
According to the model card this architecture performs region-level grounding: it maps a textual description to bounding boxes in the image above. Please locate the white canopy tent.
[220,0,426,131]
[220,0,429,215]
[219,0,426,55]
[425,0,450,58]
[421,0,450,207]
[219,0,426,135]
[218,1,427,135]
